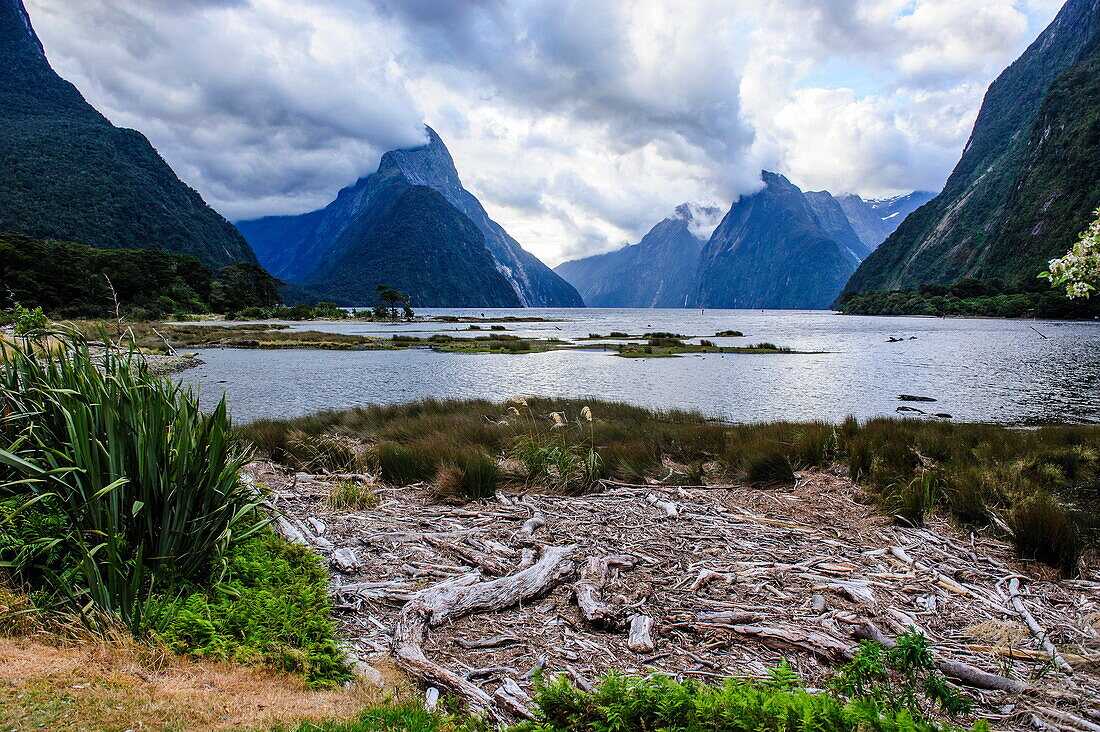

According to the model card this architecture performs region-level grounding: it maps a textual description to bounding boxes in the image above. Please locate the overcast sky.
[26,0,1064,265]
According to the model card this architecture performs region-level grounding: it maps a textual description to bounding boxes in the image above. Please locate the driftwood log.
[572,555,636,629]
[393,544,576,721]
[724,624,853,664]
[1009,578,1074,675]
[628,614,656,652]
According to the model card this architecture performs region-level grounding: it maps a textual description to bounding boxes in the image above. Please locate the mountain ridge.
[556,176,931,310]
[0,0,257,270]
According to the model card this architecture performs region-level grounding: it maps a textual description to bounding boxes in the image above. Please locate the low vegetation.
[243,398,1100,575]
[837,277,1100,318]
[0,332,350,685]
[518,635,981,732]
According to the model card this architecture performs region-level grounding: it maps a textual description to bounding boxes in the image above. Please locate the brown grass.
[0,636,391,731]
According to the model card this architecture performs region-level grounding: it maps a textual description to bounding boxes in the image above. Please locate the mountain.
[305,185,522,308]
[691,172,861,310]
[804,191,867,261]
[834,192,937,255]
[554,180,930,310]
[844,0,1100,294]
[553,204,717,308]
[0,0,256,270]
[238,128,583,307]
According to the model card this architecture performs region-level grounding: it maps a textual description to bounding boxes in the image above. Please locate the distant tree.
[1043,208,1100,298]
[374,284,411,320]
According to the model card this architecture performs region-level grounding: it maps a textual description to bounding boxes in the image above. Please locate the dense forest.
[0,233,280,319]
[836,278,1100,319]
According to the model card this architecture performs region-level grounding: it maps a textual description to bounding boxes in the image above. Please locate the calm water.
[176,308,1100,425]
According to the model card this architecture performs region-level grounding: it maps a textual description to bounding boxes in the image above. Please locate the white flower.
[1045,208,1100,299]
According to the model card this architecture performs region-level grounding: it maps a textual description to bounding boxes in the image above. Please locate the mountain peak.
[674,202,723,241]
[378,124,462,190]
[3,0,45,58]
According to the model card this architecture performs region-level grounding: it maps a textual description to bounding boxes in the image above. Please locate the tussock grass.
[326,481,378,510]
[242,400,1100,574]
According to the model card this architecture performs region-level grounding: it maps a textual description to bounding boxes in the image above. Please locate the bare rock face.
[555,204,712,308]
[691,172,861,310]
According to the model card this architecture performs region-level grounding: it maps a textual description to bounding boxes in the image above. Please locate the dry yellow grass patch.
[0,637,386,731]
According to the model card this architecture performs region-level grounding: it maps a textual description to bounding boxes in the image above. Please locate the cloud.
[23,0,1062,264]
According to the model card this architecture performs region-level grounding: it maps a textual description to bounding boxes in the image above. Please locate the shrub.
[12,303,48,336]
[742,449,795,484]
[375,441,432,486]
[882,470,943,527]
[517,656,981,732]
[0,332,260,631]
[432,450,501,501]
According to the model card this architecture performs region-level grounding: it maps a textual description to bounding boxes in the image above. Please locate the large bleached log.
[1009,578,1074,675]
[693,610,761,625]
[572,555,636,629]
[393,544,576,721]
[645,494,679,519]
[628,615,656,652]
[725,624,853,664]
[854,621,1026,693]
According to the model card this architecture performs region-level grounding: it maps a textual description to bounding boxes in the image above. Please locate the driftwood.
[427,535,511,575]
[691,569,729,591]
[393,545,576,720]
[331,547,361,572]
[1036,707,1100,732]
[693,610,761,625]
[628,615,656,652]
[519,511,546,539]
[573,555,636,629]
[455,635,520,650]
[1009,578,1074,675]
[646,494,679,519]
[854,622,1026,693]
[724,624,853,664]
[247,461,1100,722]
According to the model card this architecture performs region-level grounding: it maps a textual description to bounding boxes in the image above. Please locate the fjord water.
[177,308,1100,425]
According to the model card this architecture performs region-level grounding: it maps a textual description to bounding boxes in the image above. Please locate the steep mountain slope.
[834,192,937,255]
[0,0,256,270]
[844,0,1100,293]
[553,204,714,308]
[305,184,522,308]
[692,173,860,310]
[804,191,867,260]
[238,128,583,307]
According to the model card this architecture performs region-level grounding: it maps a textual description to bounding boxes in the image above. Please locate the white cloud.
[24,0,1062,265]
